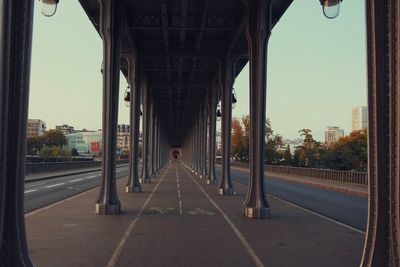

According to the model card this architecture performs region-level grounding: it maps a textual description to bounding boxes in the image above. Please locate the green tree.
[295,129,320,167]
[39,146,52,161]
[283,145,292,165]
[61,148,72,161]
[44,129,67,147]
[27,136,45,155]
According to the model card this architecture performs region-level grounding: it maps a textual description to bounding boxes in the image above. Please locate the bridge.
[0,0,399,267]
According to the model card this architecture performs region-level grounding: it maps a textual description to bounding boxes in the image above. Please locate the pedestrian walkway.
[26,163,364,267]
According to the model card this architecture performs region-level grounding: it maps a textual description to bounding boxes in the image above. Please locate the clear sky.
[29,0,366,141]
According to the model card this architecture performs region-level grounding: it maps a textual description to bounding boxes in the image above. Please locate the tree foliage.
[292,129,368,171]
[43,129,67,147]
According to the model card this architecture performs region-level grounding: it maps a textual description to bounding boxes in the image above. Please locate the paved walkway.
[26,163,364,267]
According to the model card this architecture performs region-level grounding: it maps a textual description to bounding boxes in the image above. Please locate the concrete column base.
[126,186,141,193]
[244,206,270,219]
[143,178,152,184]
[206,180,218,185]
[95,203,121,215]
[218,188,235,196]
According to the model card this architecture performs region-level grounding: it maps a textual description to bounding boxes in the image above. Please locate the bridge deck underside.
[78,0,291,147]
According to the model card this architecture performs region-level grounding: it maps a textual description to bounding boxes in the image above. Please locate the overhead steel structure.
[1,0,400,266]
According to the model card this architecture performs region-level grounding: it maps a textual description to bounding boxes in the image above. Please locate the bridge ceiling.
[78,0,292,146]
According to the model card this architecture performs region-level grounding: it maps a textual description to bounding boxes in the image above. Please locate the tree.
[295,129,320,167]
[241,115,250,161]
[231,117,246,161]
[27,136,45,155]
[265,134,283,164]
[283,145,292,165]
[43,129,67,147]
[318,129,367,171]
[39,146,52,161]
[71,148,79,156]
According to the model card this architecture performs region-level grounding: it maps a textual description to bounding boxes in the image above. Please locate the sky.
[29,0,366,141]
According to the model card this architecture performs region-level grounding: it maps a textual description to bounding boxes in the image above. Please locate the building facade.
[117,124,130,154]
[56,124,75,135]
[352,106,368,132]
[325,126,344,145]
[27,119,46,138]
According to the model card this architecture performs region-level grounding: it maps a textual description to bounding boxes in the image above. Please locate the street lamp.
[319,0,342,19]
[40,0,59,17]
[124,86,130,107]
[216,101,222,121]
[232,88,237,109]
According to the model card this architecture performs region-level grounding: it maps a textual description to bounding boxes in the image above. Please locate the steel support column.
[207,86,218,185]
[0,1,34,265]
[95,0,125,215]
[361,0,400,266]
[242,0,271,218]
[151,114,157,177]
[218,58,235,196]
[200,101,208,178]
[141,83,151,183]
[125,55,141,193]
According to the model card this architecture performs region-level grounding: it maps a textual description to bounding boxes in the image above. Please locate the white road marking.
[182,164,265,267]
[106,164,171,267]
[86,175,96,179]
[232,180,366,235]
[45,183,65,188]
[69,178,83,183]
[25,189,37,194]
[176,165,183,215]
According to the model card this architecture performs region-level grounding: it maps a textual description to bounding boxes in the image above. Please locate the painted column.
[361,1,400,266]
[152,114,157,177]
[0,1,34,265]
[200,102,208,178]
[207,86,218,185]
[125,55,141,193]
[95,0,125,215]
[218,58,235,196]
[141,82,151,183]
[242,0,271,218]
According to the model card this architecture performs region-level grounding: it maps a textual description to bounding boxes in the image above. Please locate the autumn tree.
[241,115,250,161]
[231,117,246,161]
[318,129,367,171]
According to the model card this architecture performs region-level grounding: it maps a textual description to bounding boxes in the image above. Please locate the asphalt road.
[25,164,368,232]
[24,166,130,213]
[216,167,368,231]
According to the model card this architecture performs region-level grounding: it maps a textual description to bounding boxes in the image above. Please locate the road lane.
[24,164,367,232]
[216,167,368,231]
[24,166,130,213]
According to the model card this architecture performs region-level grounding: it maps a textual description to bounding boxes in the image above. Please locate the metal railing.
[25,160,129,174]
[230,162,368,186]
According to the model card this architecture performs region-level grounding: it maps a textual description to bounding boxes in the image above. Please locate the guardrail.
[25,160,129,174]
[229,162,368,185]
